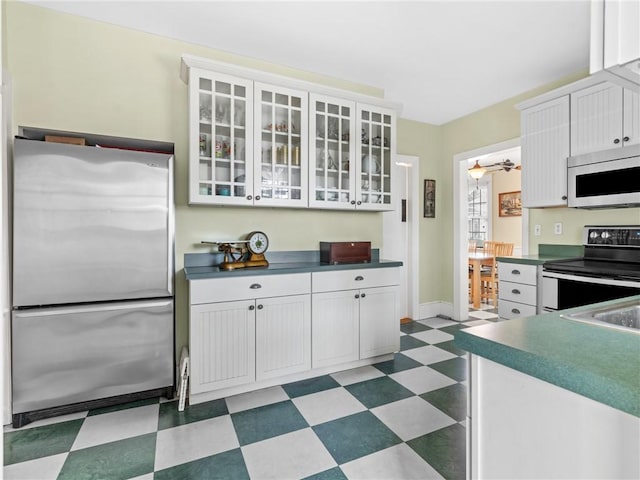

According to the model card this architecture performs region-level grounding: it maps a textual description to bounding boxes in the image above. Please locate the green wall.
[5,2,396,356]
[6,2,639,355]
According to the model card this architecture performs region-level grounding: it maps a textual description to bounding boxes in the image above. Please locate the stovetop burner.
[543,225,640,281]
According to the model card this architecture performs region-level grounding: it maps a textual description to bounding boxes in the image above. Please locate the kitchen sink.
[561,299,640,334]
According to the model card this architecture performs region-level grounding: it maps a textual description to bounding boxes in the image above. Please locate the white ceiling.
[23,0,591,125]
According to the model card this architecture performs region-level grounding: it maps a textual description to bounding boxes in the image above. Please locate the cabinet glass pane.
[196,74,250,201]
[258,88,304,200]
[359,107,393,207]
[312,97,354,206]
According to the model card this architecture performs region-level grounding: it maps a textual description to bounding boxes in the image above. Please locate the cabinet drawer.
[498,299,537,320]
[190,273,311,304]
[498,263,538,285]
[499,281,537,305]
[312,267,400,293]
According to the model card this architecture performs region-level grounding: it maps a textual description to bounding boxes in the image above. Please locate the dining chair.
[480,242,514,307]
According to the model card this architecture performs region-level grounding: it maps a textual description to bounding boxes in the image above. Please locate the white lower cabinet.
[188,266,400,402]
[255,294,311,381]
[190,300,256,394]
[189,273,311,396]
[311,268,400,368]
[497,262,540,319]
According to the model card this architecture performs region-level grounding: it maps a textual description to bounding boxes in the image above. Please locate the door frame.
[452,138,528,321]
[382,154,419,321]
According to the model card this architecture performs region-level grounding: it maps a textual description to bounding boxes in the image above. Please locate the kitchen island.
[455,295,640,479]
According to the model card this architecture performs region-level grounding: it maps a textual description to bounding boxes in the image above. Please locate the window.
[468,181,489,242]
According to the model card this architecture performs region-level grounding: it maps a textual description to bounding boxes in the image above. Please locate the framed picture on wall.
[499,190,522,217]
[424,179,436,218]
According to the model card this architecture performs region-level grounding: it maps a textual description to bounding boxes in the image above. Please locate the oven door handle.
[542,271,640,288]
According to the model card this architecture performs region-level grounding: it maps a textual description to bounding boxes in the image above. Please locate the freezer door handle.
[13,299,173,318]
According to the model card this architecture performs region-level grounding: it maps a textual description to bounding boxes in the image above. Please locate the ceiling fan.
[468,158,521,180]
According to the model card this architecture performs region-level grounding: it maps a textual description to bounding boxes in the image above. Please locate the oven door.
[542,271,640,311]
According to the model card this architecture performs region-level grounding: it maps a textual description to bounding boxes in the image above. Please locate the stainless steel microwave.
[567,144,640,208]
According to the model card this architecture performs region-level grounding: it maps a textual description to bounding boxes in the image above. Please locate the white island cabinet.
[468,355,640,479]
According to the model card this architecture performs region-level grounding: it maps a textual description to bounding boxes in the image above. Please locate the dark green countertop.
[496,243,584,266]
[455,295,640,417]
[183,249,402,281]
[184,259,403,280]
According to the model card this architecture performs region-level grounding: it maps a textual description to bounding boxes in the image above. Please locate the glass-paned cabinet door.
[254,82,308,207]
[189,69,253,205]
[309,94,356,209]
[356,104,396,211]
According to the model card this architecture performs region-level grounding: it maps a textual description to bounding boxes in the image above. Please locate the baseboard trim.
[418,301,455,321]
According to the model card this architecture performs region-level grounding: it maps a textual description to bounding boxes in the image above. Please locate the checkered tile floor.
[4,307,500,480]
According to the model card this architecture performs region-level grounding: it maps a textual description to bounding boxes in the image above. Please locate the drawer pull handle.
[257,304,263,310]
[511,308,520,314]
[355,294,360,299]
[249,305,255,311]
[361,293,366,298]
[355,276,364,281]
[250,283,262,289]
[512,289,521,295]
[511,269,520,275]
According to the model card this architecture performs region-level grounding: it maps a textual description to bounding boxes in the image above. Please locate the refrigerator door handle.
[167,155,175,296]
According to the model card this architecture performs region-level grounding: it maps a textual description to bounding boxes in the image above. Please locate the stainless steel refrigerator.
[11,132,175,427]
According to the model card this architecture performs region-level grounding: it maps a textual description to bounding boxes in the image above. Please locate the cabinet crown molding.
[180,53,402,113]
[516,69,639,111]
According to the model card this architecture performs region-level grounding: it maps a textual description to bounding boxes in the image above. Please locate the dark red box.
[320,241,371,264]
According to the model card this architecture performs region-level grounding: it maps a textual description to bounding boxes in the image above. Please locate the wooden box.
[320,241,371,265]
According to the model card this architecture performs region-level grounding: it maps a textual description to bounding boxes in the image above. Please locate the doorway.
[453,139,528,321]
[382,155,419,322]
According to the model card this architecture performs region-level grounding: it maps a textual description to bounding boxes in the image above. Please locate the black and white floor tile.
[4,306,501,480]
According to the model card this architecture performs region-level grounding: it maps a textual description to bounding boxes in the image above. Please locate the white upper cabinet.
[182,54,398,210]
[309,94,356,210]
[591,0,640,74]
[253,83,308,208]
[520,96,570,208]
[571,82,640,155]
[356,104,396,211]
[189,69,254,205]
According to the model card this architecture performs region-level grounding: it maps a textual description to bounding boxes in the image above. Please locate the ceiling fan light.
[468,160,486,179]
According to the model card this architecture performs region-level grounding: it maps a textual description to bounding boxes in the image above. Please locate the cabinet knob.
[562,195,567,200]
[623,136,630,142]
[250,283,262,289]
[246,195,253,200]
[257,304,263,310]
[512,289,521,295]
[361,293,366,298]
[249,305,255,311]
[255,195,261,201]
[350,200,356,205]
[357,201,362,205]
[355,294,360,299]
[511,308,520,314]
[614,138,620,144]
[355,276,364,281]
[511,269,520,275]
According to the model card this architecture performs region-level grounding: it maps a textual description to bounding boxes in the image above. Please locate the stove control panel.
[584,226,640,247]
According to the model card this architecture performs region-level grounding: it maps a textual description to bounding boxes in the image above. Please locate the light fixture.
[468,160,486,180]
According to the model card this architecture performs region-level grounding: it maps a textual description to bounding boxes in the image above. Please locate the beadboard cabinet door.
[520,96,570,207]
[255,294,311,381]
[190,300,256,394]
[311,290,360,368]
[359,286,400,358]
[571,82,624,156]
